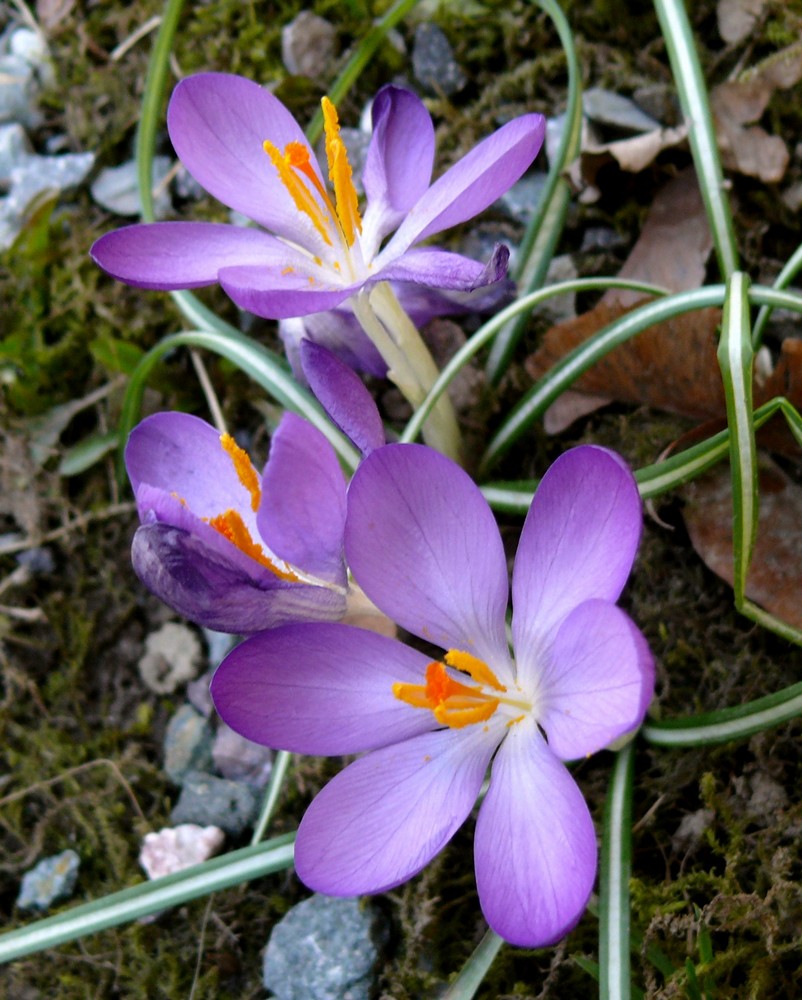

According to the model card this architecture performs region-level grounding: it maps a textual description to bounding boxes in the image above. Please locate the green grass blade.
[642,680,802,747]
[716,273,756,604]
[600,743,635,1000]
[401,278,665,447]
[653,0,738,278]
[136,0,185,223]
[480,285,725,474]
[752,241,802,347]
[485,0,583,383]
[441,928,504,1000]
[0,834,295,964]
[305,0,423,144]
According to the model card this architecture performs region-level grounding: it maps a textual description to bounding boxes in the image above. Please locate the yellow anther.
[394,661,500,730]
[445,649,507,691]
[206,510,301,582]
[321,97,362,246]
[263,139,333,246]
[220,433,261,512]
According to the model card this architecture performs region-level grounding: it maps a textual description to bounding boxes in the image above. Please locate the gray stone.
[496,173,547,225]
[17,850,80,912]
[0,54,38,127]
[138,621,204,694]
[170,770,258,836]
[0,122,33,183]
[281,12,337,78]
[163,704,214,783]
[212,722,273,787]
[412,23,466,96]
[583,87,661,133]
[262,894,386,1000]
[90,156,173,218]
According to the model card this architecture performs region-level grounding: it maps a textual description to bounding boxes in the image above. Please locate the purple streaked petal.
[375,243,510,291]
[300,340,385,455]
[279,312,387,379]
[361,86,435,249]
[132,524,345,633]
[126,412,255,524]
[211,622,434,754]
[258,412,347,585]
[90,223,298,291]
[295,725,498,895]
[167,72,324,240]
[218,264,354,318]
[474,720,596,947]
[345,444,511,670]
[537,600,655,760]
[512,446,642,690]
[381,113,546,256]
[389,276,515,327]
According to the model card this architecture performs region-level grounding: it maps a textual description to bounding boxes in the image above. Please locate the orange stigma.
[393,652,508,729]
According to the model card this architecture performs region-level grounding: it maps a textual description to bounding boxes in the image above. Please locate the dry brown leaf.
[682,458,802,629]
[717,0,767,45]
[710,42,802,183]
[527,170,723,430]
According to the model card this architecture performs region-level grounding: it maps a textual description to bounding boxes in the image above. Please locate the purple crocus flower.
[211,443,654,945]
[90,74,544,321]
[126,409,351,633]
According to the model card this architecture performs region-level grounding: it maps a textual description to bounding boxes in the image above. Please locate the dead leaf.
[717,0,767,45]
[710,42,802,183]
[527,170,722,431]
[682,458,802,629]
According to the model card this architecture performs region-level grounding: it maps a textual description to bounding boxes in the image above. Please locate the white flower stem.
[351,283,462,462]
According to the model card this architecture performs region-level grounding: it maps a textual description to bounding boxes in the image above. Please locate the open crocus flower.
[90,74,543,322]
[126,410,351,633]
[211,443,655,946]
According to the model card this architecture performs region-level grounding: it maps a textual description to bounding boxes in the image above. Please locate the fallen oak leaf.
[682,457,802,630]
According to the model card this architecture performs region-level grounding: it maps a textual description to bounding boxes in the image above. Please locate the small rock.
[163,704,214,783]
[202,628,237,669]
[583,87,661,133]
[138,622,203,694]
[15,546,54,574]
[747,772,788,818]
[496,173,547,225]
[412,23,466,96]
[170,770,258,836]
[281,12,338,78]
[212,722,273,787]
[173,163,204,201]
[91,156,173,218]
[186,669,214,718]
[263,894,387,1000]
[17,850,80,912]
[0,54,38,127]
[672,808,715,852]
[0,122,33,182]
[543,253,579,324]
[139,824,224,879]
[580,226,627,253]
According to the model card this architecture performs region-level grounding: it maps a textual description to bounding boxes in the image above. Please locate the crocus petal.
[474,720,597,947]
[376,243,509,291]
[345,444,511,671]
[219,264,354,318]
[211,622,434,754]
[300,340,385,456]
[537,600,655,760]
[295,726,498,896]
[132,524,345,633]
[361,85,435,252]
[90,223,297,291]
[381,113,546,256]
[258,412,347,585]
[126,412,257,528]
[167,72,325,241]
[279,313,387,379]
[512,446,642,690]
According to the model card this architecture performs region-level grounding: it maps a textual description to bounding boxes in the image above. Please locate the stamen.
[207,510,300,582]
[445,649,507,691]
[394,661,500,730]
[220,434,261,512]
[263,139,333,246]
[321,97,363,246]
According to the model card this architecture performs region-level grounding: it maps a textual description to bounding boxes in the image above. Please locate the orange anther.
[220,433,261,512]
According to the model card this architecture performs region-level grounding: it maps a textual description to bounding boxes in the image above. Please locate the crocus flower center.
[263,97,363,260]
[393,650,531,729]
[204,434,300,583]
